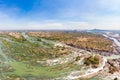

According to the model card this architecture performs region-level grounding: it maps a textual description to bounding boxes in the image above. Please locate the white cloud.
[24,22,64,30]
[0,4,119,30]
[0,11,94,30]
[98,0,120,11]
[0,13,119,30]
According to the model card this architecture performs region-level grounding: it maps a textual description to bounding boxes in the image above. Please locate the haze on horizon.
[0,0,120,30]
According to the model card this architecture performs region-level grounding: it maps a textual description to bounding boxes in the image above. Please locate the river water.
[103,34,120,59]
[103,34,120,47]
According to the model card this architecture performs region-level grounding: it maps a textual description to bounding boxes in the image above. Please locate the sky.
[0,0,120,30]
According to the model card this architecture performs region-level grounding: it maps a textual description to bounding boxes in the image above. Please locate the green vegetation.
[7,61,77,79]
[75,56,81,61]
[0,32,73,79]
[1,38,71,63]
[28,32,113,52]
[89,77,101,80]
[84,55,100,68]
[0,32,112,80]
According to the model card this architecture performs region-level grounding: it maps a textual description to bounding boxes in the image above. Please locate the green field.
[7,61,79,79]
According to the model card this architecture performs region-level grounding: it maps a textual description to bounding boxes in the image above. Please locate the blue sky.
[0,0,120,30]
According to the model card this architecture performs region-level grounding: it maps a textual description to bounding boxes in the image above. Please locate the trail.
[22,33,107,80]
[49,43,107,79]
[62,57,107,80]
[105,54,120,59]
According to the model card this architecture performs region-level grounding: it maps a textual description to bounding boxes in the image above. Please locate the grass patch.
[8,61,76,78]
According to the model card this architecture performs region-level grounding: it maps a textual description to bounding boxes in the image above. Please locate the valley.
[0,31,119,80]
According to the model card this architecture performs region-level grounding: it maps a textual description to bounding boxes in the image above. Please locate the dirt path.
[22,33,107,80]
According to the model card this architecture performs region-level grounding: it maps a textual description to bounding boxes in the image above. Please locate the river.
[103,34,120,47]
[103,34,120,59]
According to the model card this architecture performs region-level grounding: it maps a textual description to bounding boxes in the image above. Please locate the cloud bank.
[0,0,119,30]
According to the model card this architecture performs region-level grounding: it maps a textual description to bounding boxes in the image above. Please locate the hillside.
[28,32,113,53]
[0,31,118,80]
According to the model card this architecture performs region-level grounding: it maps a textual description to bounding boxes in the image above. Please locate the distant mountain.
[84,29,120,34]
[91,29,106,32]
[86,29,107,33]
